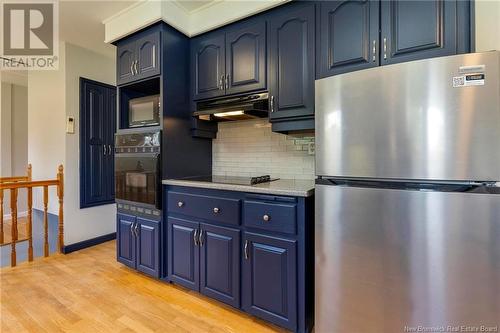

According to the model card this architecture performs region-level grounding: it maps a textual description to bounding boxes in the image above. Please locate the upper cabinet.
[116,30,161,86]
[268,3,316,131]
[380,0,460,65]
[317,0,471,79]
[317,0,380,77]
[191,34,226,100]
[226,22,267,95]
[191,21,267,101]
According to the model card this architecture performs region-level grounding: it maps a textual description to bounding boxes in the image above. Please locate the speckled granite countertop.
[162,178,315,197]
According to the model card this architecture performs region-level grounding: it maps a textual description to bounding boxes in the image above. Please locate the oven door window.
[115,154,159,207]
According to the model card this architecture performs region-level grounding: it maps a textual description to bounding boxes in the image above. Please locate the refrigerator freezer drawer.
[315,184,500,333]
[315,51,500,182]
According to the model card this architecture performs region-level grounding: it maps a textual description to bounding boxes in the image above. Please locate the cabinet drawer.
[168,191,240,226]
[244,201,296,235]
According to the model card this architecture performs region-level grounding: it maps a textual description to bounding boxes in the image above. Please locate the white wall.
[28,43,66,215]
[475,0,500,52]
[64,42,116,245]
[27,42,117,245]
[1,81,28,215]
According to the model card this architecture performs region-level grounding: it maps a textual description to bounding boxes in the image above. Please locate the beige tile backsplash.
[213,119,315,180]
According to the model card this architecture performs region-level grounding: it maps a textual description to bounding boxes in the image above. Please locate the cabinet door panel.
[191,34,225,100]
[106,89,116,201]
[269,4,315,120]
[135,31,161,80]
[168,217,199,290]
[117,213,136,268]
[136,217,160,277]
[242,232,297,331]
[226,22,266,95]
[200,223,240,308]
[117,41,136,85]
[317,0,379,78]
[381,0,457,65]
[80,79,116,208]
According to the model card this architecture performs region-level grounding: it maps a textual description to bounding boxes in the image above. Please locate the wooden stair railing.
[0,165,64,267]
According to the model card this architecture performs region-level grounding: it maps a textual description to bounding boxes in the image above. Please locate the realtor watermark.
[1,0,59,70]
[404,325,498,333]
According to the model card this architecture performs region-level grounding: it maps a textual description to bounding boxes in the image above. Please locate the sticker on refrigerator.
[453,74,485,87]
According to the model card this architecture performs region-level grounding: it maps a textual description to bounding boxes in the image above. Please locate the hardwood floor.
[0,240,286,333]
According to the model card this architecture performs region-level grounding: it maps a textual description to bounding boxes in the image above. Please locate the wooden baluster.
[0,189,3,244]
[27,187,33,261]
[10,188,18,267]
[57,165,64,253]
[43,185,49,257]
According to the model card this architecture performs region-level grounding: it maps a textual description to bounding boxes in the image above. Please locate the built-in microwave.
[129,95,161,128]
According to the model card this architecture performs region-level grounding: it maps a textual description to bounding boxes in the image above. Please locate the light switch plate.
[66,116,75,134]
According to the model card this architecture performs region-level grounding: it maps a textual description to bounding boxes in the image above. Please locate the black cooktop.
[181,175,279,186]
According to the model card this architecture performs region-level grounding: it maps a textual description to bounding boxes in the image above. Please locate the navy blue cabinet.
[191,34,226,100]
[168,217,200,290]
[164,185,315,333]
[117,212,161,278]
[80,78,116,208]
[200,223,240,308]
[191,21,267,100]
[242,232,297,331]
[117,213,136,268]
[381,0,463,65]
[268,3,316,132]
[225,21,267,95]
[116,29,161,85]
[317,0,380,78]
[136,217,161,276]
[317,0,471,79]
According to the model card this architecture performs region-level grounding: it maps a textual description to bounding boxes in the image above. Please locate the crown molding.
[103,0,288,43]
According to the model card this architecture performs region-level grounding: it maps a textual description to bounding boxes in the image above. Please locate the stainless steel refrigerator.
[315,52,500,333]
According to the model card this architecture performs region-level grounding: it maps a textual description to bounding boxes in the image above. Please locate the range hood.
[194,92,269,121]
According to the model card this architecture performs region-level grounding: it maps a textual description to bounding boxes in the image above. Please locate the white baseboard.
[3,211,28,221]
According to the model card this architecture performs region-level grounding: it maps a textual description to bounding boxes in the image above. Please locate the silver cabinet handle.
[103,145,107,155]
[383,37,387,60]
[130,62,134,76]
[213,207,220,214]
[199,229,204,247]
[134,60,138,75]
[193,229,199,246]
[225,74,230,90]
[372,40,376,62]
[108,145,112,155]
[219,75,224,90]
[130,221,134,235]
[244,240,250,260]
[263,214,270,222]
[134,223,139,237]
[270,95,275,113]
[177,201,184,208]
[152,45,156,68]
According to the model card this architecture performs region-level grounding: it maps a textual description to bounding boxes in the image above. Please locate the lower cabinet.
[242,232,297,331]
[168,217,241,308]
[164,186,314,333]
[117,212,161,278]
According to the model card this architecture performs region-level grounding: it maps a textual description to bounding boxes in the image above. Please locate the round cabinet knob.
[177,201,184,208]
[263,214,270,222]
[213,207,220,214]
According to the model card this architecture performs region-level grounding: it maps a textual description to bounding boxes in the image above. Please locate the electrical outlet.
[308,142,315,155]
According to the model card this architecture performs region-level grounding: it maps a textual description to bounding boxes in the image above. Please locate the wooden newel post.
[57,165,64,253]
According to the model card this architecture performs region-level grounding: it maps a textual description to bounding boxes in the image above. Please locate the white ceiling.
[59,0,138,58]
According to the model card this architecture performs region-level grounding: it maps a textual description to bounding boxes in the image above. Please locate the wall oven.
[115,129,161,213]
